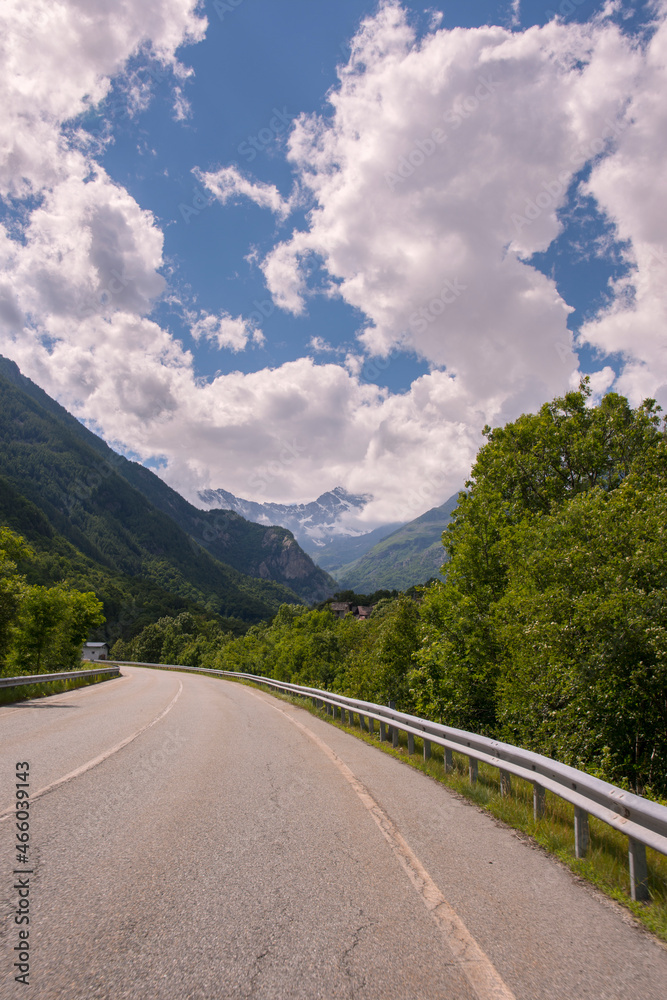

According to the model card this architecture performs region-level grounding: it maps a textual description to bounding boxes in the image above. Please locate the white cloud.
[195,165,293,219]
[8,170,166,323]
[308,336,339,354]
[172,86,192,121]
[0,0,206,198]
[190,311,264,352]
[578,11,667,408]
[258,2,643,426]
[2,1,666,528]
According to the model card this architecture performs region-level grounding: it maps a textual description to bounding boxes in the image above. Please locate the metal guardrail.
[0,665,121,689]
[109,661,667,902]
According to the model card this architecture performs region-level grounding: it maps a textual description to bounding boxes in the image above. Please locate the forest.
[115,382,667,798]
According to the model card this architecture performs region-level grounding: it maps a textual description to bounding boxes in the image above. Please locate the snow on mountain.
[196,486,377,551]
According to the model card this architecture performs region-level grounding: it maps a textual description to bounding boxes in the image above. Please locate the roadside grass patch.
[0,673,114,707]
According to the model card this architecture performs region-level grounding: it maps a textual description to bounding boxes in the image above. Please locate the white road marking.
[0,679,183,822]
[252,690,517,1000]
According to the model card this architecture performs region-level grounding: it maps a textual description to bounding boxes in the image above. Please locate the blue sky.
[97,0,631,388]
[1,0,666,527]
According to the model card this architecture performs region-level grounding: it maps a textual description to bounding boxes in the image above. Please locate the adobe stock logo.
[409,279,468,334]
[385,75,499,190]
[212,0,246,20]
[546,0,589,20]
[238,107,297,163]
[178,186,216,225]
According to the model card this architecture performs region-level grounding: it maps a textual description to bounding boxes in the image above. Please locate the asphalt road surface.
[1,666,666,999]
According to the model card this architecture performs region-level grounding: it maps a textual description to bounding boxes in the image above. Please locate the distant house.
[82,642,109,662]
[330,602,375,621]
[330,602,354,620]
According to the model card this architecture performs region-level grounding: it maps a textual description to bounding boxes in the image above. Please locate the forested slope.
[0,356,336,605]
[0,361,305,638]
[336,494,459,591]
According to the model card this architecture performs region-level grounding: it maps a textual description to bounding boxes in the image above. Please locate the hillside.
[309,521,405,575]
[335,494,460,592]
[0,359,334,638]
[0,357,335,606]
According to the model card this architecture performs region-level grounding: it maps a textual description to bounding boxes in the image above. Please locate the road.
[1,665,666,999]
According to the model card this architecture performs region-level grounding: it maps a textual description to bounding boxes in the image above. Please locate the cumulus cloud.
[8,171,166,323]
[308,336,345,355]
[0,0,206,198]
[260,1,644,423]
[578,10,667,407]
[190,310,265,352]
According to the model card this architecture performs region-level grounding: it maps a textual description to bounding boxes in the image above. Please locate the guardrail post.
[408,732,414,755]
[574,807,589,858]
[380,721,387,742]
[469,757,478,784]
[359,714,367,732]
[444,748,453,772]
[423,738,431,761]
[367,716,374,735]
[533,783,545,820]
[500,770,511,797]
[628,837,649,902]
[389,701,397,747]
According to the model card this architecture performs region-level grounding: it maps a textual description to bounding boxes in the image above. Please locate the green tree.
[411,583,500,731]
[359,596,419,710]
[0,527,31,665]
[411,381,667,770]
[8,585,105,674]
[496,478,667,792]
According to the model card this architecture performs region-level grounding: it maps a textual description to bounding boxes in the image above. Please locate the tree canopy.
[0,527,105,675]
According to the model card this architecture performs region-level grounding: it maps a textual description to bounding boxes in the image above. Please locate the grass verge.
[231,678,667,945]
[0,672,116,707]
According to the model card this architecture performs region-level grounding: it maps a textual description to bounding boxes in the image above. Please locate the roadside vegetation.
[0,527,104,677]
[0,671,115,707]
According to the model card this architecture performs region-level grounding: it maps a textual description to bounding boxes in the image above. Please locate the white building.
[82,642,109,662]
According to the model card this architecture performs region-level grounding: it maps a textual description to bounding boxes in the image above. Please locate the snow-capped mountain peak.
[196,486,375,549]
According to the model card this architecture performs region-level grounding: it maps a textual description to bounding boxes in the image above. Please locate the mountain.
[0,358,335,637]
[334,494,461,592]
[308,522,405,575]
[197,485,378,551]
